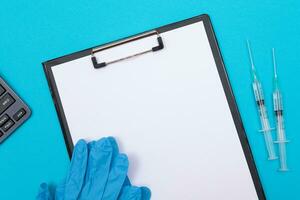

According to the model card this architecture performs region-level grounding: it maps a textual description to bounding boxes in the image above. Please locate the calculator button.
[2,119,14,132]
[0,85,5,96]
[0,114,9,127]
[0,94,15,115]
[13,109,26,121]
[0,130,3,137]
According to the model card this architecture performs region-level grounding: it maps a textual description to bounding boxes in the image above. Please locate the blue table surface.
[0,0,299,199]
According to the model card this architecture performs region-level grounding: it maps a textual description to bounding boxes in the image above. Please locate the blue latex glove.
[37,137,151,200]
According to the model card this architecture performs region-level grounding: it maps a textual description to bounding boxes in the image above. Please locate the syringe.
[272,48,289,171]
[247,41,277,160]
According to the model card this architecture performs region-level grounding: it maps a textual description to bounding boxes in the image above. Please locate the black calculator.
[0,77,31,143]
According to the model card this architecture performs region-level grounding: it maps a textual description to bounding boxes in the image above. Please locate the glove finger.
[64,139,88,200]
[118,186,142,200]
[55,182,65,200]
[80,138,113,199]
[36,183,52,200]
[107,137,131,187]
[102,154,129,200]
[140,187,151,200]
[107,136,119,157]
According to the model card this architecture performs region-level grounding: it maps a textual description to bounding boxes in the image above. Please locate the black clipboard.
[43,14,265,200]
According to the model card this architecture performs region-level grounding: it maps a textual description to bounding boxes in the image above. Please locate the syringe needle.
[272,48,278,80]
[247,40,256,79]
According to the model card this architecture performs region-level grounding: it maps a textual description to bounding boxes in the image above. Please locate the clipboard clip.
[91,31,164,69]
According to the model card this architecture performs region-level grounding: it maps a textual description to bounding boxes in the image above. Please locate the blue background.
[0,0,299,199]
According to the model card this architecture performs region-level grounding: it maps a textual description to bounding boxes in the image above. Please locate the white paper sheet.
[51,21,258,200]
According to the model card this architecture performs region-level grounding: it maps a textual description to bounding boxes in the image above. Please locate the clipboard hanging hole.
[91,31,164,69]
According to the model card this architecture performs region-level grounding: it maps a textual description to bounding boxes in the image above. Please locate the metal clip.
[91,31,164,69]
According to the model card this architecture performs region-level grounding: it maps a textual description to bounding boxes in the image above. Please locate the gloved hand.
[36,137,151,200]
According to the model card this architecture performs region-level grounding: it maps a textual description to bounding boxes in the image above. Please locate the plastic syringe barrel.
[273,89,288,171]
[252,80,277,160]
